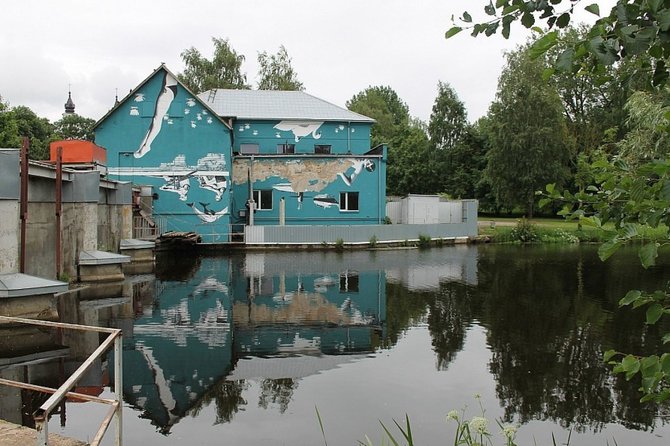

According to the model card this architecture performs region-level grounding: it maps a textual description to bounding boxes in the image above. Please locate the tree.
[53,113,96,141]
[257,46,304,91]
[11,105,53,160]
[179,37,249,94]
[386,124,433,195]
[485,46,572,217]
[428,81,468,151]
[443,123,491,202]
[616,89,670,163]
[0,95,20,149]
[347,86,410,147]
[454,0,670,402]
[449,2,669,82]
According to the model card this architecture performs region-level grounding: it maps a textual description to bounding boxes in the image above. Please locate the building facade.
[95,65,385,243]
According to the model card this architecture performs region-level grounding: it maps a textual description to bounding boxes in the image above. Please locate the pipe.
[19,137,29,273]
[56,146,62,279]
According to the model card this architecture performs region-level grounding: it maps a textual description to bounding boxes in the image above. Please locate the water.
[2,244,670,445]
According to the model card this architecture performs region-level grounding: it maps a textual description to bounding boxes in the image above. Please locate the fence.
[0,316,123,446]
[132,214,165,240]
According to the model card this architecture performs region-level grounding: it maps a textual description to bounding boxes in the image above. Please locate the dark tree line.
[0,95,95,160]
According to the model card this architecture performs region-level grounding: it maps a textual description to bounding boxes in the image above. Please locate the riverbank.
[477,217,668,244]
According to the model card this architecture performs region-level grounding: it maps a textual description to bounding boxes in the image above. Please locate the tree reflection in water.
[403,245,670,432]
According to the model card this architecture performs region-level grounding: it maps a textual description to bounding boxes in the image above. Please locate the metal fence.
[132,215,165,240]
[0,316,123,446]
[244,199,478,245]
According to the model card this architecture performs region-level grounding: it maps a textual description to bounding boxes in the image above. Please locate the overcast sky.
[1,0,610,125]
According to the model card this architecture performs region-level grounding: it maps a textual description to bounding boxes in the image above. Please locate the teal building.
[94,65,386,243]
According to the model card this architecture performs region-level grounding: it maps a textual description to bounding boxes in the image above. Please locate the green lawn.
[478,216,669,243]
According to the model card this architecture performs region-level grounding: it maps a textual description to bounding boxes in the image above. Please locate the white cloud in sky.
[0,0,613,125]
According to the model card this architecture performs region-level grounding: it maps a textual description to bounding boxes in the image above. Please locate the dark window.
[339,271,359,293]
[339,192,359,211]
[240,143,259,154]
[253,189,273,210]
[314,144,331,154]
[277,144,295,154]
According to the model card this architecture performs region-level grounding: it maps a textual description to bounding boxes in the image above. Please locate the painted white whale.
[135,72,178,158]
[274,120,323,142]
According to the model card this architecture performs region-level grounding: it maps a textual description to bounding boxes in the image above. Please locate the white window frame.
[339,191,359,212]
[253,189,273,210]
[277,144,295,154]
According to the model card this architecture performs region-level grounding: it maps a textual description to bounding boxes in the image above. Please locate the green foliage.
[11,105,53,160]
[485,46,572,217]
[428,81,467,151]
[257,45,304,91]
[616,89,670,163]
[0,95,20,149]
[450,1,670,89]
[509,218,539,243]
[369,235,378,248]
[334,238,344,252]
[386,125,433,195]
[53,113,96,141]
[179,37,250,94]
[383,216,392,224]
[347,86,410,147]
[418,234,431,249]
[443,122,491,201]
[542,158,670,402]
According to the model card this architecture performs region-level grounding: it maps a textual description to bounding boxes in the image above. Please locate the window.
[339,271,359,293]
[339,192,359,211]
[253,189,272,210]
[314,144,331,154]
[277,144,295,154]
[240,143,259,154]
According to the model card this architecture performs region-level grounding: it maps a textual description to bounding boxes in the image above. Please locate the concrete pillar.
[0,150,20,274]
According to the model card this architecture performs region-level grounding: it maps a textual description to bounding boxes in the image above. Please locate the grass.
[479,217,669,244]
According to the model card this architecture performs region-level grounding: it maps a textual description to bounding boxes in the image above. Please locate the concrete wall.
[0,150,20,273]
[0,149,133,279]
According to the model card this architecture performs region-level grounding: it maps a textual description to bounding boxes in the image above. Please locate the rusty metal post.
[35,415,48,446]
[20,137,29,273]
[56,146,63,279]
[114,334,123,446]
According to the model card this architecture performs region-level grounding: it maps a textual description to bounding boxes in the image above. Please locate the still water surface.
[32,245,670,443]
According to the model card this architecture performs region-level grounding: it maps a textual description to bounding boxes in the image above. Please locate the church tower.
[64,89,75,114]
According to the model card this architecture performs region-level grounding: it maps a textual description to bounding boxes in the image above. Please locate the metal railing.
[132,214,165,239]
[0,315,123,446]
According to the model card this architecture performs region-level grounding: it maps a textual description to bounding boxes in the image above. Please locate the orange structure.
[49,140,107,164]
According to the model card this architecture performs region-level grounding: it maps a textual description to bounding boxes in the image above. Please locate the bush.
[418,234,431,249]
[334,238,344,252]
[509,218,539,243]
[369,235,378,248]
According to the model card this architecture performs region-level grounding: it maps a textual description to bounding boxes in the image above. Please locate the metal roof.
[79,250,131,265]
[120,239,155,250]
[0,273,68,298]
[198,89,375,123]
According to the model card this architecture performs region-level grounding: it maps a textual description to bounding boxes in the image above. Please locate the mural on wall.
[313,194,338,208]
[187,202,229,223]
[272,121,324,142]
[339,159,375,186]
[232,157,376,210]
[111,152,229,223]
[106,69,230,228]
[135,72,178,158]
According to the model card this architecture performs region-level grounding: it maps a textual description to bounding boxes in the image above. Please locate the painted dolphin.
[187,202,228,223]
[313,194,338,208]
